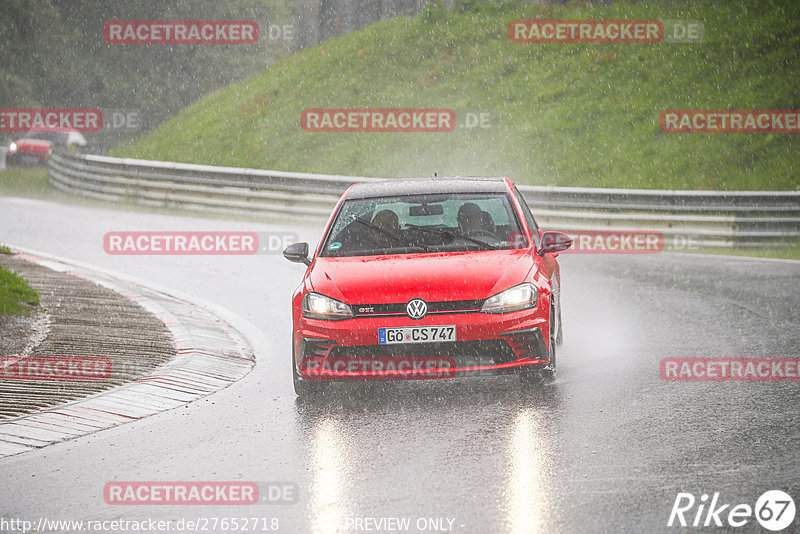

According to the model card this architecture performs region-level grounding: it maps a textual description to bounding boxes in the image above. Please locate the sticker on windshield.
[329,242,342,250]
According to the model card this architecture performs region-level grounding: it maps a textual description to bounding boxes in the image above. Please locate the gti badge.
[406,298,428,320]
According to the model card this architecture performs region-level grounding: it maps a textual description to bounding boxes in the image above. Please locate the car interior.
[322,194,527,256]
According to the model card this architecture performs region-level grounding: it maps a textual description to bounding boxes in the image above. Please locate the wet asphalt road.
[0,196,798,534]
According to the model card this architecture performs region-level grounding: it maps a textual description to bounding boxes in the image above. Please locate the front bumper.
[293,309,550,381]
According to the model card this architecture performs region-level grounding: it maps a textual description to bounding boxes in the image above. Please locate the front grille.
[352,299,484,317]
[328,339,515,367]
[501,328,548,360]
[300,338,337,358]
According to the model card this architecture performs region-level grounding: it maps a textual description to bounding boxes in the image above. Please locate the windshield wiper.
[404,224,497,250]
[354,218,433,252]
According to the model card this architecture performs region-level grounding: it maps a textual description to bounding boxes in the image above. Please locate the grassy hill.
[113,0,800,190]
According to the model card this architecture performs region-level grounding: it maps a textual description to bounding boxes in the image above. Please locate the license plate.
[378,325,456,344]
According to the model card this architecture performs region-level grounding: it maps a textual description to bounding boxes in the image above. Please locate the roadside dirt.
[0,254,175,419]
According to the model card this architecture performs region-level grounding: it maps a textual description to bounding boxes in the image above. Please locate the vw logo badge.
[406,298,428,320]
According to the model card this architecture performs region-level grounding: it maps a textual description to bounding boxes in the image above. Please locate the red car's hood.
[308,249,535,304]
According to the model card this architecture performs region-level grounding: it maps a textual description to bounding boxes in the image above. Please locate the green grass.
[0,167,50,195]
[113,0,800,190]
[0,264,40,315]
[690,243,800,261]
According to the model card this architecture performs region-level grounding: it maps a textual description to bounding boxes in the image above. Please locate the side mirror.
[283,242,311,266]
[539,231,573,255]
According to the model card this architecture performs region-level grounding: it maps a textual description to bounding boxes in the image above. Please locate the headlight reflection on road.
[309,417,351,534]
[506,407,552,534]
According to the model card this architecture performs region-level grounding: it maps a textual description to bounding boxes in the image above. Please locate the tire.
[539,312,557,382]
[556,298,564,346]
[519,305,557,387]
[292,345,325,396]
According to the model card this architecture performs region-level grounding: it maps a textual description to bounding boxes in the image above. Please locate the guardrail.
[48,150,800,248]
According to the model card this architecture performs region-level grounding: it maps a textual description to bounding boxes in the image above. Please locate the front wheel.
[519,306,557,387]
[292,345,326,396]
[556,298,563,346]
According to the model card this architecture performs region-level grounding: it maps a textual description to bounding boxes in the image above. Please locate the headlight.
[8,142,17,154]
[481,283,537,314]
[303,292,353,320]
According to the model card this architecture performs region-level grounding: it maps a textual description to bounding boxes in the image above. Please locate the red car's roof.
[345,177,510,200]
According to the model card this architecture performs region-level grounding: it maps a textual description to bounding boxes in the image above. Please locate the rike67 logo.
[668,490,796,531]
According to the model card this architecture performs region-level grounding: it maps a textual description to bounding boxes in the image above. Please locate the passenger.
[480,211,496,233]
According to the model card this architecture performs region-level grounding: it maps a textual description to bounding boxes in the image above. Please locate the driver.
[372,209,399,233]
[457,202,491,235]
[370,209,400,247]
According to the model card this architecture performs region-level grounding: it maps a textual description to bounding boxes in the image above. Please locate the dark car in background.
[5,129,87,167]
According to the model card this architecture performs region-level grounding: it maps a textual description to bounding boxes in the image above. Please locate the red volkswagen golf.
[283,177,573,395]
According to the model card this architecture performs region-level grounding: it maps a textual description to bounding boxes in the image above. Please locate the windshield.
[320,192,527,257]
